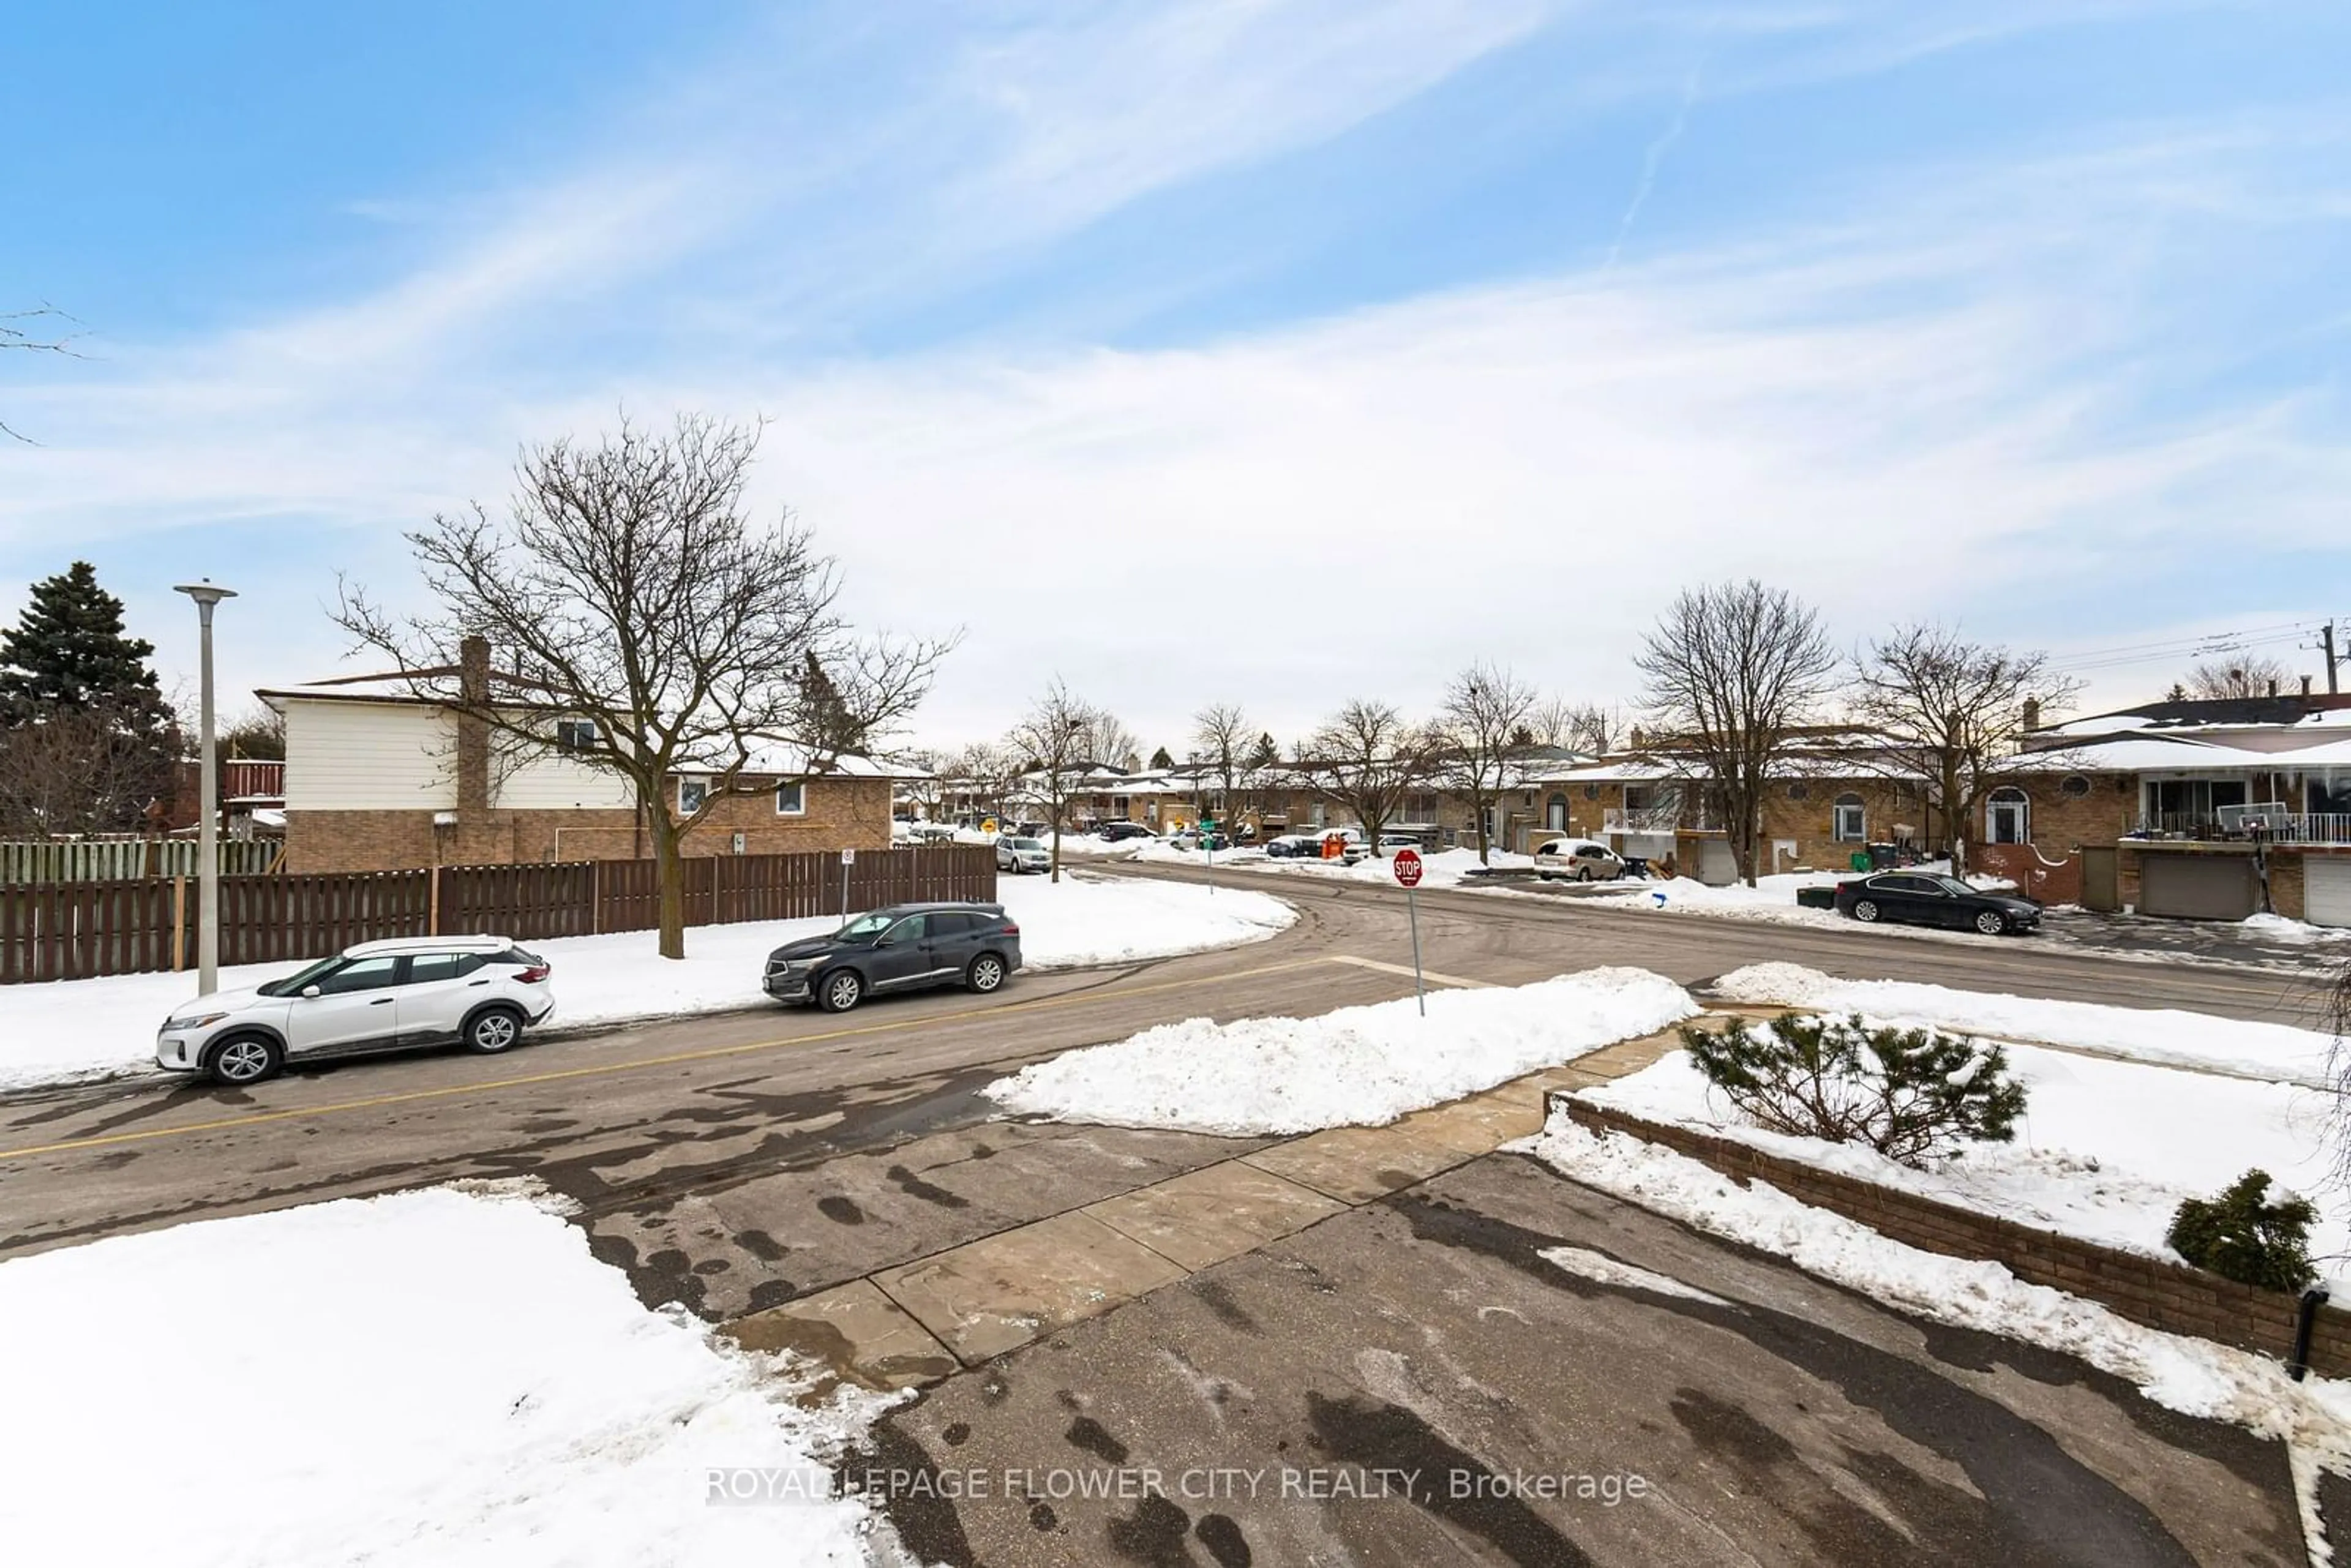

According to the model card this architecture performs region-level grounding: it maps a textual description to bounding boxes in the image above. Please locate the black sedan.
[763,901,1023,1013]
[1097,821,1156,842]
[1832,872,2042,936]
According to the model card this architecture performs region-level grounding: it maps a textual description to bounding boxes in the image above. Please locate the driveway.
[868,1152,2303,1567]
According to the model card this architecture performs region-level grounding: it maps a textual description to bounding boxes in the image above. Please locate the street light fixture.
[174,580,237,996]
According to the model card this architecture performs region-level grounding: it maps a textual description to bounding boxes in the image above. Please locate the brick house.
[261,644,909,874]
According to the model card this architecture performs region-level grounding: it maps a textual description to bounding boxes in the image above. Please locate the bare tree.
[2186,656,2297,700]
[2,304,84,443]
[1851,625,2080,875]
[1192,702,1251,820]
[1633,581,1839,887]
[1076,709,1139,773]
[336,413,952,959]
[946,741,1018,828]
[1530,695,1621,756]
[1295,699,1439,857]
[1005,681,1101,882]
[1434,662,1539,865]
[0,707,181,838]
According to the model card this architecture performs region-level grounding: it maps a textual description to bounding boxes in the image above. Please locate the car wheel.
[1973,909,2006,937]
[818,968,864,1013]
[1575,867,1594,882]
[207,1032,282,1087]
[1853,899,1881,923]
[463,1006,524,1054]
[966,953,1007,994]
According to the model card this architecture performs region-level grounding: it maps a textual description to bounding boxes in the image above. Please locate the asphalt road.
[0,866,2329,1262]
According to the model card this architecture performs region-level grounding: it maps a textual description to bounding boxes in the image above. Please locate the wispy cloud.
[1607,53,1706,267]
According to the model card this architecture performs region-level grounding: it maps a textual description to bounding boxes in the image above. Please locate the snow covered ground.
[986,967,1697,1135]
[0,871,1295,1093]
[1523,1116,2351,1468]
[1710,962,2336,1083]
[0,1184,891,1567]
[1580,1041,2346,1277]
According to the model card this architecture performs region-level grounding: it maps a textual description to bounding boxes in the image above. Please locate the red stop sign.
[1392,847,1423,887]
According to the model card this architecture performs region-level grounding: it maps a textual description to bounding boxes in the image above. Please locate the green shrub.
[1681,1011,2027,1168]
[2166,1171,2316,1292]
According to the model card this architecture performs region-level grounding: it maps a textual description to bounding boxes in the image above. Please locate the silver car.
[995,835,1052,874]
[154,935,556,1086]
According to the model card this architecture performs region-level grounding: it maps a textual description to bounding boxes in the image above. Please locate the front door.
[867,914,933,990]
[285,955,405,1057]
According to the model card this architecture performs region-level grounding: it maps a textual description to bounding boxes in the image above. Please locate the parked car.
[1164,829,1231,852]
[154,935,555,1086]
[996,835,1052,874]
[1097,820,1155,842]
[1532,839,1626,882]
[1377,833,1425,856]
[1014,820,1049,838]
[1264,833,1320,858]
[763,902,1023,1012]
[1833,871,2042,935]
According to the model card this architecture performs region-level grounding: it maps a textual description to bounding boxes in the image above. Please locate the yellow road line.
[0,956,1344,1163]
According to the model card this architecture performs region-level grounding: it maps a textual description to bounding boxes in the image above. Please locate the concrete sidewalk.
[719,1027,1685,1393]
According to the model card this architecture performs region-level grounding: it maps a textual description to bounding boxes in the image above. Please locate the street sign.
[1393,848,1427,1015]
[841,848,857,865]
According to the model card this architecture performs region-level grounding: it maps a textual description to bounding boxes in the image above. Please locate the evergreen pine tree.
[0,561,168,722]
[1248,731,1280,770]
[1149,745,1175,770]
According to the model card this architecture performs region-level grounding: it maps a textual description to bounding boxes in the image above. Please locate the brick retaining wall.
[1550,1095,2349,1376]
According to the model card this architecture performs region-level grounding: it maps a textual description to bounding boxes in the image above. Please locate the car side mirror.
[301,985,322,999]
[876,932,899,947]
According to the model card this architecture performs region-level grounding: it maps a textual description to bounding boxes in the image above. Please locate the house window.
[554,719,599,752]
[1545,793,1568,831]
[775,780,806,816]
[1987,787,2029,844]
[678,779,708,816]
[1788,782,1810,801]
[1583,784,1599,800]
[2060,775,2091,798]
[1832,793,1865,841]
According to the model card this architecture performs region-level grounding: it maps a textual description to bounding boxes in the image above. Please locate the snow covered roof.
[672,746,926,780]
[2028,735,2351,773]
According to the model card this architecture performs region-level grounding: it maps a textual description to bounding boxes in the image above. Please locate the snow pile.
[986,967,1698,1135]
[1580,1044,2347,1275]
[1709,962,2334,1082]
[1128,839,1270,867]
[0,1185,889,1567]
[1524,1116,2351,1461]
[0,871,1297,1092]
[2242,912,2351,946]
[1247,846,1534,887]
[1586,870,1852,928]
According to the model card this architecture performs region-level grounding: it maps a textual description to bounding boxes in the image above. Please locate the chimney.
[456,636,490,817]
[2022,697,2041,732]
[2267,676,2279,697]
[2305,675,2315,697]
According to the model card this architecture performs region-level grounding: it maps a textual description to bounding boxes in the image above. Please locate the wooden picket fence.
[0,844,997,983]
[0,838,280,885]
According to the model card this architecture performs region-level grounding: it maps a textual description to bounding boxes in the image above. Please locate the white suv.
[155,936,556,1086]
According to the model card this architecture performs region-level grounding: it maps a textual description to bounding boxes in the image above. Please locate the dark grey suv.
[763,902,1024,1013]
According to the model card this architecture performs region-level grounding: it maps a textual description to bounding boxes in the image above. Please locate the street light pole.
[174,580,236,996]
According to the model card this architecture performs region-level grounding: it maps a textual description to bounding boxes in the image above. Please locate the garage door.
[2309,859,2351,929]
[1696,839,1739,887]
[2138,853,2257,921]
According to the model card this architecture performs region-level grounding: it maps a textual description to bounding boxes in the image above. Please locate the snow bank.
[1239,846,1533,888]
[0,871,1297,1093]
[1581,1043,2347,1275]
[0,1185,888,1567]
[986,967,1698,1135]
[1710,962,2335,1082]
[1524,1116,2351,1462]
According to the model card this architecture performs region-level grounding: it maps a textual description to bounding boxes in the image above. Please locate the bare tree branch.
[2184,656,2298,700]
[1294,699,1440,855]
[1633,580,1839,887]
[332,412,956,958]
[1433,662,1538,864]
[1003,680,1104,881]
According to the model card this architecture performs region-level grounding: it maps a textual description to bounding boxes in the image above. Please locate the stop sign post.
[1392,847,1427,1016]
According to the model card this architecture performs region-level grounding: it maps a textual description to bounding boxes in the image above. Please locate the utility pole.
[174,580,237,996]
[2323,622,2341,696]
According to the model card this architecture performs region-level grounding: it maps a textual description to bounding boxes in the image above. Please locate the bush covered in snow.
[1682,1012,2026,1168]
[2166,1170,2317,1292]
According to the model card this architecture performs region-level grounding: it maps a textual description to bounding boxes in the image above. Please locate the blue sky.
[4,1,2347,748]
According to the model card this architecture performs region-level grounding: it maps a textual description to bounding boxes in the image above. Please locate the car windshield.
[1008,837,1044,850]
[836,912,895,941]
[257,954,346,997]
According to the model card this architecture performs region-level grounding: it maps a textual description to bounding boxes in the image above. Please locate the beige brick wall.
[284,777,894,872]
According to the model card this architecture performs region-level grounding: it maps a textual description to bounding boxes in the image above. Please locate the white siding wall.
[283,700,452,809]
[493,745,636,810]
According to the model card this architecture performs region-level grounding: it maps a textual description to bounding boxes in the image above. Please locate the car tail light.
[517,964,551,983]
[999,921,1019,936]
